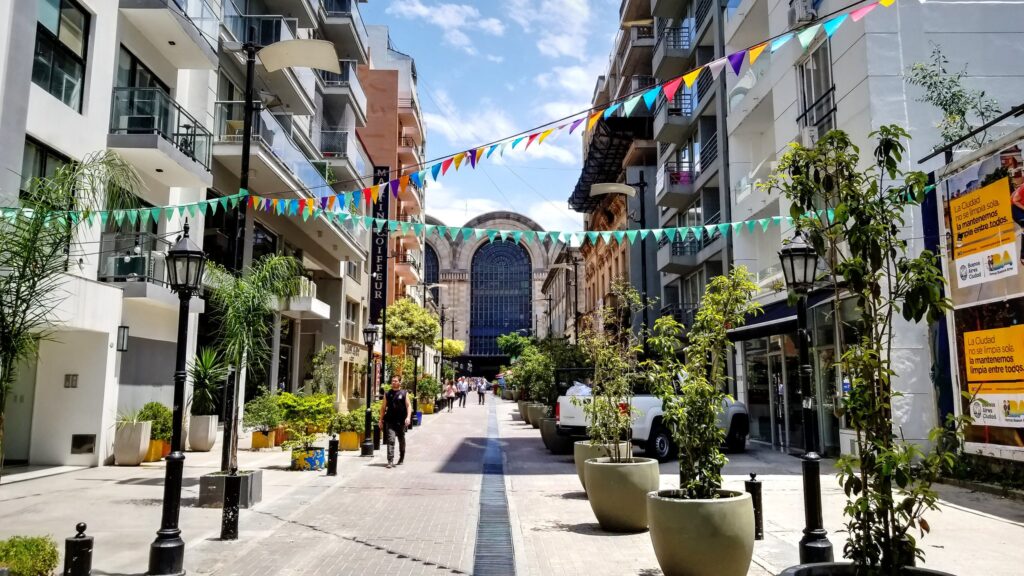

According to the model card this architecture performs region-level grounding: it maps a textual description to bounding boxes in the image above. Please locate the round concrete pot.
[188,415,218,452]
[584,457,660,532]
[540,418,573,454]
[647,490,754,576]
[517,400,527,421]
[777,565,953,576]
[527,404,549,429]
[573,441,632,492]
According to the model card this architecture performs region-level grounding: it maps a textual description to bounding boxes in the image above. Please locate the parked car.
[555,385,750,460]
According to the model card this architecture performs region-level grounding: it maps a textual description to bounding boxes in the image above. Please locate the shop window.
[33,0,89,111]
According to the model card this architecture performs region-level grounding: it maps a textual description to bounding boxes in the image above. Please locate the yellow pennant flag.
[587,111,603,131]
[537,128,555,144]
[371,185,380,203]
[879,0,896,5]
[475,148,485,163]
[748,42,768,65]
[453,151,466,170]
[682,67,703,88]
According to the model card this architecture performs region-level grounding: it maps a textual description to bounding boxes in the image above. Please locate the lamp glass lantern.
[165,222,206,294]
[409,342,423,359]
[433,356,440,366]
[116,326,130,352]
[362,324,380,347]
[778,233,820,294]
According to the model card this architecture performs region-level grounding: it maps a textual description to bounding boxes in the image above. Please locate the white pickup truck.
[555,388,750,461]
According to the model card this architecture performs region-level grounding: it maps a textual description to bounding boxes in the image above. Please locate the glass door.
[746,351,772,444]
[815,346,841,456]
[782,334,805,452]
[769,353,787,451]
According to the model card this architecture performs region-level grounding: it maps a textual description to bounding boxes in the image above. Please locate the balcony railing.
[110,87,212,170]
[170,0,219,50]
[319,60,365,107]
[319,130,367,175]
[98,232,172,286]
[655,25,692,53]
[320,0,368,41]
[632,25,655,41]
[698,135,719,171]
[397,251,420,268]
[657,161,695,192]
[661,302,698,327]
[297,276,317,299]
[630,75,657,93]
[697,69,714,102]
[797,86,837,134]
[696,0,713,31]
[224,3,297,46]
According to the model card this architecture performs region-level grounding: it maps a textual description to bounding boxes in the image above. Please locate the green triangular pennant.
[114,211,125,225]
[448,227,460,241]
[229,195,240,208]
[537,231,549,243]
[127,210,139,225]
[150,208,161,223]
[638,230,649,241]
[487,230,499,242]
[462,228,473,241]
[732,222,743,233]
[220,197,230,211]
[746,220,756,233]
[436,225,448,238]
[522,230,536,244]
[187,203,198,218]
[586,231,599,245]
[208,199,219,215]
[717,223,730,236]
[704,224,715,236]
[101,212,110,226]
[511,231,522,243]
[474,228,485,239]
[613,231,625,244]
[759,218,770,232]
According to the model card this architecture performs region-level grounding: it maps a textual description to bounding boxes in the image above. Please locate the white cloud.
[534,58,607,100]
[526,200,583,233]
[485,54,505,63]
[505,0,593,61]
[386,0,504,55]
[424,179,582,234]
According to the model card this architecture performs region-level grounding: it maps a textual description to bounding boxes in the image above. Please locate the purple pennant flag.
[468,148,477,168]
[389,179,400,197]
[728,51,747,76]
[569,117,586,134]
[320,196,329,210]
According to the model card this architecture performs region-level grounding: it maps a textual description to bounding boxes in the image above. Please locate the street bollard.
[64,522,93,576]
[326,437,339,476]
[372,426,381,450]
[220,472,241,540]
[745,473,764,541]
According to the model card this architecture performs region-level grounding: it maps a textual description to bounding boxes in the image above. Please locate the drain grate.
[472,403,516,576]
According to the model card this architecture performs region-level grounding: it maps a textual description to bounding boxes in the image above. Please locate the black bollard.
[220,472,241,540]
[326,437,339,476]
[372,425,381,450]
[745,473,764,541]
[64,522,93,576]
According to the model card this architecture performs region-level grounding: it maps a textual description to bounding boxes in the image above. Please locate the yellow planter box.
[339,431,360,451]
[144,439,165,462]
[252,430,276,450]
[421,403,434,415]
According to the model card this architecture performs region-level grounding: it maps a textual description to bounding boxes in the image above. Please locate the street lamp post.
[439,305,446,384]
[148,223,206,576]
[433,355,440,383]
[779,233,833,564]
[590,173,650,356]
[361,324,380,456]
[409,342,422,426]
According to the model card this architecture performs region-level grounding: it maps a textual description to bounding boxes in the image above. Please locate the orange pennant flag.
[453,152,467,170]
[399,175,410,193]
[475,148,485,163]
[271,198,279,211]
[748,42,768,65]
[327,195,336,211]
[441,157,454,175]
[538,128,555,144]
[682,67,703,88]
[587,111,603,131]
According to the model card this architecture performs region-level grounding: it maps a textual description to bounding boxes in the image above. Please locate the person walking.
[458,377,469,408]
[379,376,410,469]
[444,380,456,412]
[477,379,486,405]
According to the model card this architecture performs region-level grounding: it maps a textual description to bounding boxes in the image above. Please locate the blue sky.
[359,0,622,233]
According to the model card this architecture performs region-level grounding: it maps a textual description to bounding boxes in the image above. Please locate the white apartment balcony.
[653,25,696,79]
[397,213,423,250]
[318,0,369,65]
[119,0,218,69]
[223,7,316,116]
[727,57,772,133]
[107,87,213,189]
[398,136,423,167]
[399,95,425,145]
[654,92,695,143]
[395,251,421,285]
[655,161,699,209]
[616,74,657,102]
[695,68,719,117]
[615,25,656,80]
[212,102,363,261]
[651,0,685,18]
[694,134,721,188]
[264,0,319,27]
[320,60,367,126]
[280,277,332,320]
[319,129,368,190]
[695,0,715,38]
[724,0,769,50]
[657,225,724,275]
[401,125,423,147]
[621,0,649,22]
[98,232,205,312]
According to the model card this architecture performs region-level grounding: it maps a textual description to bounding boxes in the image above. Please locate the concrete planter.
[198,470,263,508]
[647,490,754,576]
[585,457,660,532]
[421,403,435,414]
[338,431,360,451]
[291,447,326,471]
[573,441,631,492]
[251,430,276,450]
[527,404,549,429]
[188,415,218,452]
[144,439,168,462]
[517,400,527,421]
[777,565,953,576]
[540,418,573,454]
[114,421,151,466]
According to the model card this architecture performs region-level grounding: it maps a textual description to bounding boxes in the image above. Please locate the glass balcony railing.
[657,161,696,193]
[319,0,368,44]
[98,232,172,286]
[319,130,367,176]
[110,87,212,170]
[223,2,297,45]
[319,61,366,112]
[170,0,219,50]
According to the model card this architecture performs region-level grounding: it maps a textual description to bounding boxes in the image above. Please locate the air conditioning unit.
[788,0,817,27]
[800,125,819,146]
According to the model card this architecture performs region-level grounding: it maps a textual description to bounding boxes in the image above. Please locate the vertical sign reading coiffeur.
[369,166,390,327]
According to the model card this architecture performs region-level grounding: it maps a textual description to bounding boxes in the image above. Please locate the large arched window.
[424,243,439,302]
[470,240,532,355]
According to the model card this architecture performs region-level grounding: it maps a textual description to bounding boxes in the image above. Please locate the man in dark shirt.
[379,376,411,468]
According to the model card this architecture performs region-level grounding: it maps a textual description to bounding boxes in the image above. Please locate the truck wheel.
[646,423,674,462]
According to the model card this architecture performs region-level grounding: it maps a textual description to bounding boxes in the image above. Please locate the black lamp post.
[361,324,380,456]
[409,342,422,426]
[433,355,440,382]
[148,222,205,576]
[779,232,833,564]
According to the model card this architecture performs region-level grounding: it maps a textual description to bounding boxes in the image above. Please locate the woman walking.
[444,380,457,412]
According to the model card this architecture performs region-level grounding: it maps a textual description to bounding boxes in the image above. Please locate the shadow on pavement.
[115,477,200,488]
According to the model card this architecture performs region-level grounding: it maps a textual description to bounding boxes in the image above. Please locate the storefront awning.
[728,289,834,341]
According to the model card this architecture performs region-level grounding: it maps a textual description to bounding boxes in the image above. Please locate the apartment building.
[540,245,583,342]
[570,0,658,335]
[722,0,1024,456]
[0,0,381,468]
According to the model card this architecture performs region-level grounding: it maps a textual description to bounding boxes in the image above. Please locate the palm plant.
[188,347,229,416]
[204,255,303,471]
[0,151,141,480]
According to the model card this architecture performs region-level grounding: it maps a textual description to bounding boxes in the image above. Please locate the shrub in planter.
[416,376,440,413]
[114,409,151,466]
[188,347,227,452]
[278,392,334,470]
[243,391,282,450]
[0,535,59,576]
[139,402,172,462]
[644,267,762,576]
[329,410,364,451]
[764,128,963,575]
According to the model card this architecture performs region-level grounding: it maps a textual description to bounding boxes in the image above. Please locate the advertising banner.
[369,166,391,326]
[948,178,1018,288]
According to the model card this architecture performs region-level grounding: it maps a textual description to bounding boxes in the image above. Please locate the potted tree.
[279,392,335,470]
[114,409,151,466]
[188,347,227,452]
[139,402,172,462]
[578,281,659,532]
[417,376,440,415]
[243,391,282,450]
[645,268,761,576]
[517,344,553,429]
[766,128,960,576]
[329,410,364,451]
[305,344,338,398]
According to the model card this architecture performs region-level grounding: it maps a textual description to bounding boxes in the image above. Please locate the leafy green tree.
[277,392,334,451]
[766,127,962,572]
[384,298,440,346]
[0,151,140,479]
[306,345,338,395]
[496,332,531,358]
[435,339,465,359]
[905,44,1001,151]
[205,255,303,471]
[189,347,228,416]
[646,267,761,498]
[511,345,554,404]
[242,391,282,433]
